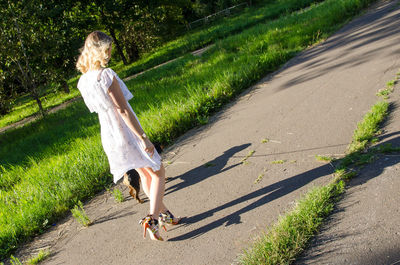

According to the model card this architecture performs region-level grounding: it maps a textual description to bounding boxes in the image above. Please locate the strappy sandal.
[159,210,181,231]
[139,215,163,241]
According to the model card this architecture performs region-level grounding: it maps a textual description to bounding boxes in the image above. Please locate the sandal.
[139,215,163,241]
[159,210,181,231]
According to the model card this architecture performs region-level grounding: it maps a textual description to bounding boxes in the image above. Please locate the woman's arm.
[107,76,154,156]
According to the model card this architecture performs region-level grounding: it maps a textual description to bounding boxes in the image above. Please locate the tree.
[0,0,93,116]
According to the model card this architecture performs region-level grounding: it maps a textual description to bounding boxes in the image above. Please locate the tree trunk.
[13,17,46,117]
[109,28,128,65]
[62,79,70,93]
[33,94,45,117]
[126,40,140,63]
[30,83,46,117]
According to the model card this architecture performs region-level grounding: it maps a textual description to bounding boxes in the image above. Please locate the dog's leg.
[123,172,143,204]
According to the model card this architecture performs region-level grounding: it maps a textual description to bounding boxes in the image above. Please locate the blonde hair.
[76,31,113,73]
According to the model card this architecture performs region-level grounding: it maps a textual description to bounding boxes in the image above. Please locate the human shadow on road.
[169,161,335,241]
[165,143,251,196]
[170,134,400,241]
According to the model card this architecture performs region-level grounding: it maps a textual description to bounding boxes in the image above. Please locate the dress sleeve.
[100,68,133,101]
[99,68,117,93]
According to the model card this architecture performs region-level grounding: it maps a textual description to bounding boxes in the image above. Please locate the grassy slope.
[0,0,376,259]
[0,0,324,129]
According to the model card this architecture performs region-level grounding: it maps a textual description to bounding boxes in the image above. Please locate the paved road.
[297,83,400,264]
[15,1,400,264]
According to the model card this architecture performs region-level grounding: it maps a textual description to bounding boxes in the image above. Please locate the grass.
[0,0,379,260]
[241,150,256,164]
[26,249,50,265]
[241,181,344,265]
[271,160,286,164]
[112,188,124,203]
[0,78,81,129]
[0,0,326,129]
[204,162,217,167]
[71,201,92,227]
[9,256,22,265]
[376,79,397,99]
[347,101,388,153]
[315,155,334,162]
[254,168,268,184]
[239,59,396,265]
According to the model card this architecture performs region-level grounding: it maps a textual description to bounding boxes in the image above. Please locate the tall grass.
[0,0,324,129]
[0,77,80,129]
[115,0,328,79]
[0,0,376,259]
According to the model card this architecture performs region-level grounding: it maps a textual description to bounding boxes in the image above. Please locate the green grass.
[315,155,334,162]
[9,256,22,265]
[376,79,396,99]
[0,0,326,129]
[71,201,92,227]
[0,0,378,260]
[115,0,328,80]
[271,160,286,164]
[26,249,50,265]
[0,77,81,129]
[112,188,124,203]
[241,181,344,265]
[347,101,388,154]
[241,150,256,164]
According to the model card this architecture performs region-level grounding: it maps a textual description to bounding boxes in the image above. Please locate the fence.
[186,2,250,30]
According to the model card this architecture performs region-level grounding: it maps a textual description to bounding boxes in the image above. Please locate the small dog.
[123,169,143,203]
[122,142,164,203]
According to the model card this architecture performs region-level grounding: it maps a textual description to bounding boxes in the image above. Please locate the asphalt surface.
[297,79,400,264]
[13,1,400,264]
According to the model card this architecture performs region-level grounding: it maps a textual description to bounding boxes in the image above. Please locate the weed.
[26,249,51,265]
[254,168,267,184]
[315,155,334,162]
[254,174,264,184]
[71,201,91,227]
[348,101,389,153]
[112,188,124,203]
[9,256,22,265]
[374,143,400,153]
[241,150,255,164]
[271,160,285,164]
[386,80,396,88]
[204,162,216,167]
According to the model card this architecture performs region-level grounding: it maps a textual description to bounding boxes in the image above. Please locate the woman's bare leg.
[138,168,168,213]
[137,165,166,216]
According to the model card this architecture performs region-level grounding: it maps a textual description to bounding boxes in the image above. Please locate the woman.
[76,31,180,241]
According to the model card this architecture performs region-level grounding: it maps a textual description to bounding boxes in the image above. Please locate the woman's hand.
[142,138,155,157]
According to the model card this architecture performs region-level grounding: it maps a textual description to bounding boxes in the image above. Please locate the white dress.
[77,68,161,183]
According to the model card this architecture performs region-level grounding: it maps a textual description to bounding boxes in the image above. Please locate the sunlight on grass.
[0,0,378,259]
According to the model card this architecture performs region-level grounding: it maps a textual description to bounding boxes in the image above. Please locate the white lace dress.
[77,68,161,183]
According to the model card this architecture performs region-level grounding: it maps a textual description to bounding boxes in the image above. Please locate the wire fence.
[186,2,250,30]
